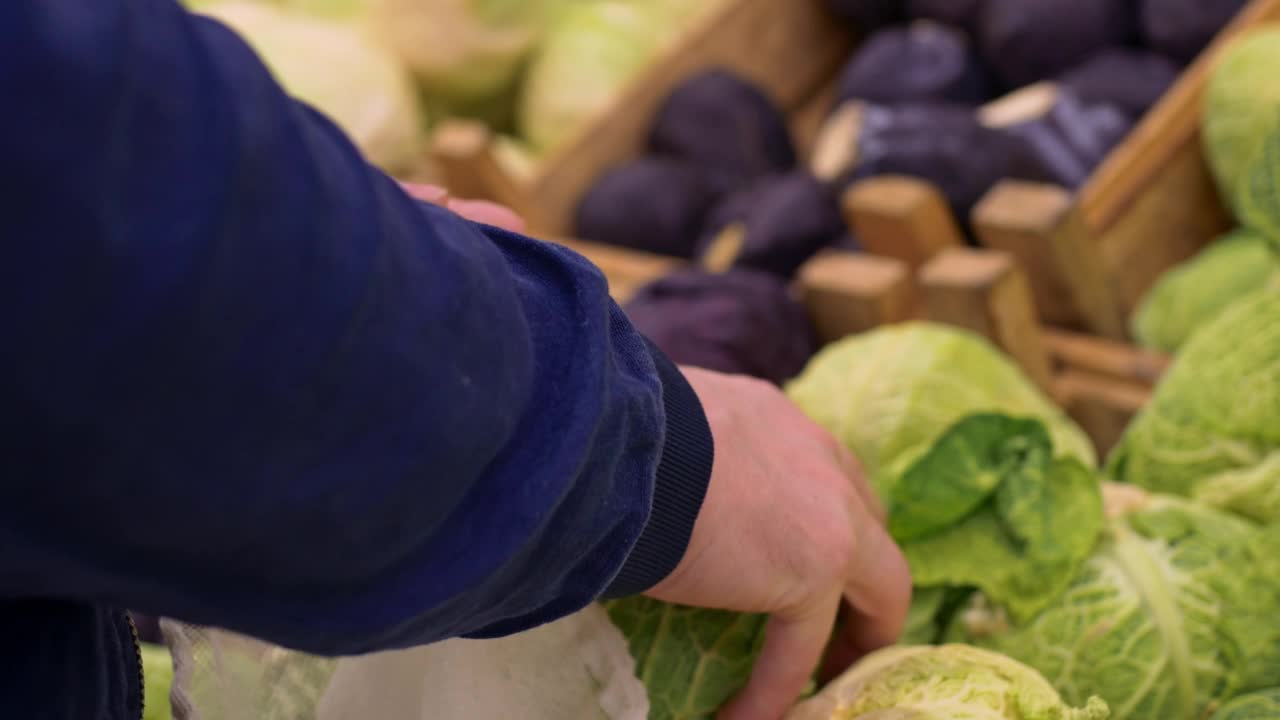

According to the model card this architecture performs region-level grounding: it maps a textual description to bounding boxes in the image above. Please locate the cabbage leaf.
[891,414,1104,627]
[602,598,766,720]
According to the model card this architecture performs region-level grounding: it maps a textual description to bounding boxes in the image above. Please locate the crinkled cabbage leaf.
[891,414,1104,629]
[602,598,766,720]
[1212,688,1280,719]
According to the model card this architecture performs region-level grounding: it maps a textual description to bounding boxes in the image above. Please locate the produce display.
[157,3,1280,720]
[1123,26,1280,358]
[805,0,1241,238]
[622,269,817,385]
[784,644,1110,720]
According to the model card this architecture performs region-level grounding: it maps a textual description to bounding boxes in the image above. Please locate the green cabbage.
[1130,229,1280,353]
[1235,86,1280,255]
[785,644,1110,720]
[1107,290,1280,522]
[951,487,1280,720]
[602,598,766,720]
[785,322,1097,501]
[1203,27,1280,216]
[142,643,174,720]
[890,414,1104,634]
[197,1,426,174]
[1212,689,1280,719]
[517,2,672,151]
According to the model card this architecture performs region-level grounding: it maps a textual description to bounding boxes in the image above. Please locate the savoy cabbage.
[1107,290,1280,522]
[785,323,1097,501]
[785,644,1110,720]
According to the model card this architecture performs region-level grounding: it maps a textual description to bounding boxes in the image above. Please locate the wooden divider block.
[797,251,917,343]
[1042,328,1170,387]
[843,176,966,269]
[430,121,546,227]
[919,248,1056,393]
[1055,371,1151,456]
[973,181,1127,340]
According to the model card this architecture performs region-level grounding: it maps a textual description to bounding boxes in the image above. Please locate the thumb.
[717,591,841,720]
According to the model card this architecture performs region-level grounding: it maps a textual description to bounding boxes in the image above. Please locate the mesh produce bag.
[159,604,649,720]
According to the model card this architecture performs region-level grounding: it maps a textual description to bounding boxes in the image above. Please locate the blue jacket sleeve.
[0,0,713,655]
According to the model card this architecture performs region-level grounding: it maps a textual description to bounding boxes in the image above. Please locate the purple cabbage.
[824,0,905,32]
[574,158,718,258]
[835,23,993,107]
[696,171,845,277]
[978,0,1135,89]
[1001,89,1134,189]
[1059,48,1181,120]
[907,0,987,33]
[845,103,1027,221]
[647,69,796,193]
[623,269,817,385]
[1139,0,1247,64]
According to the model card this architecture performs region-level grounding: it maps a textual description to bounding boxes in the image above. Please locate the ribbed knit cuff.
[602,340,715,598]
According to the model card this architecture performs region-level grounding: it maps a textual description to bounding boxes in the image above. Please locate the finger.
[834,445,886,526]
[841,511,912,658]
[717,591,841,720]
[446,198,527,233]
[399,182,450,204]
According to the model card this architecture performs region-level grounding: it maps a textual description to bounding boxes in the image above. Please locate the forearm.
[0,0,711,655]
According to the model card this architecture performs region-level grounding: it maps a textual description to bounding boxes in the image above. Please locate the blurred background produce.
[186,0,725,178]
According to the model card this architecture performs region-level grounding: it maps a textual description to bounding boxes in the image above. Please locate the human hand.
[647,367,912,720]
[399,182,526,233]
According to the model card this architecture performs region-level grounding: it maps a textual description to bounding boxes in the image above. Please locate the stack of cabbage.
[1131,27,1280,353]
[184,0,720,174]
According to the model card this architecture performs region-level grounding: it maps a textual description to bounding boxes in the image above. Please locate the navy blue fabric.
[0,1,713,718]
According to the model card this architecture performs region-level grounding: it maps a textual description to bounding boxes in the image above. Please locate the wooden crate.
[558,233,1169,456]
[429,0,855,237]
[838,0,1280,341]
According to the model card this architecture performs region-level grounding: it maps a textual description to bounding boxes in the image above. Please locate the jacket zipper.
[124,612,146,720]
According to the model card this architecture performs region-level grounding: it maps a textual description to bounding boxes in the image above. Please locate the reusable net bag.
[158,604,649,720]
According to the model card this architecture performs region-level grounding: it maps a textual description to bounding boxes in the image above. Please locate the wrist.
[602,343,714,598]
